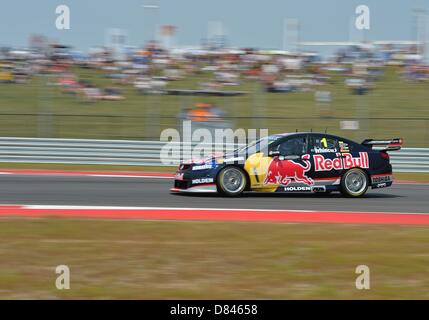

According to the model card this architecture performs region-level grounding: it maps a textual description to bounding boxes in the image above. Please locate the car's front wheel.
[340,168,369,197]
[217,166,247,197]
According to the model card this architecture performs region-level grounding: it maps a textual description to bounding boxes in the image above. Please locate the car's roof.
[268,132,356,143]
[269,132,338,138]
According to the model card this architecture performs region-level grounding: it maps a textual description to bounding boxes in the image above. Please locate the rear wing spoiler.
[361,138,403,151]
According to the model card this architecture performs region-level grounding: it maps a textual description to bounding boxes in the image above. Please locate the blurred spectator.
[102,87,124,100]
[82,84,102,102]
[188,103,218,122]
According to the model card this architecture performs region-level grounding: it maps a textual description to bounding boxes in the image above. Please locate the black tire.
[217,166,247,197]
[340,168,369,197]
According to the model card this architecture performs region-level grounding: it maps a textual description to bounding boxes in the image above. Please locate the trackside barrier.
[0,137,427,172]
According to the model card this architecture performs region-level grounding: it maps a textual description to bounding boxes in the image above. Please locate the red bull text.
[313,152,369,172]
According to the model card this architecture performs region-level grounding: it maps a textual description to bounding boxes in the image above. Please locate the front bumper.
[170,183,217,193]
[170,165,219,193]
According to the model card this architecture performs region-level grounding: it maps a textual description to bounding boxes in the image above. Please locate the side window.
[275,136,308,156]
[310,136,338,153]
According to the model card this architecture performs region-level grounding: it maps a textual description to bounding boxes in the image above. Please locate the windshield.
[235,135,281,154]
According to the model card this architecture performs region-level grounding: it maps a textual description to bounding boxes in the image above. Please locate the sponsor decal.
[311,186,327,192]
[264,154,314,186]
[224,157,244,163]
[192,163,213,171]
[375,183,387,188]
[313,147,337,153]
[284,186,311,192]
[192,178,214,184]
[314,152,369,172]
[283,186,327,192]
[371,175,392,184]
[175,173,184,180]
[339,141,349,153]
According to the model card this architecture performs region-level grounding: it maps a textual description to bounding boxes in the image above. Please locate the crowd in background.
[1,40,428,123]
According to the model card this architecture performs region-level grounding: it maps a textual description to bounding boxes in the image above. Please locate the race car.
[170,132,403,197]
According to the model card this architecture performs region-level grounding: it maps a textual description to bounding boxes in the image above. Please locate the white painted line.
[89,174,172,179]
[20,204,317,212]
[0,172,173,179]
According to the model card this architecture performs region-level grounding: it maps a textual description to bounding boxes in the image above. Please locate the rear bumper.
[371,173,393,189]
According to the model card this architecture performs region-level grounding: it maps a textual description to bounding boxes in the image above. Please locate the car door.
[263,135,314,191]
[307,134,342,186]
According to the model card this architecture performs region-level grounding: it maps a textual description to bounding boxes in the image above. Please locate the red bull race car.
[170,133,403,197]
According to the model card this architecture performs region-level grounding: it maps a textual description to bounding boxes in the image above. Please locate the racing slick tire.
[217,166,247,197]
[340,168,369,197]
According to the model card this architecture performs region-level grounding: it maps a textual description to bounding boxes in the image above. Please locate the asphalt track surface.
[0,174,428,213]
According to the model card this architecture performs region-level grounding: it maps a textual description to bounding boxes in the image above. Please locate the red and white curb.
[0,205,429,225]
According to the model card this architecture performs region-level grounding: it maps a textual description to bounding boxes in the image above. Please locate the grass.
[0,219,428,299]
[0,66,428,145]
[394,172,429,182]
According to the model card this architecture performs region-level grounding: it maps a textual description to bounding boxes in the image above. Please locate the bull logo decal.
[264,154,314,186]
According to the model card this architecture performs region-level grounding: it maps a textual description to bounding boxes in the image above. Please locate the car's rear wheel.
[340,168,369,197]
[217,166,247,196]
